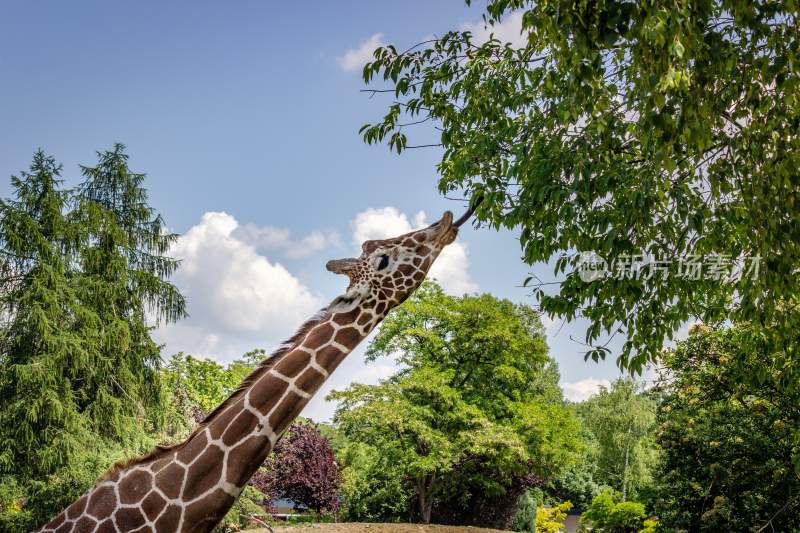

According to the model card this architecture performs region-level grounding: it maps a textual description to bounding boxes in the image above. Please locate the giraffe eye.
[377,254,390,270]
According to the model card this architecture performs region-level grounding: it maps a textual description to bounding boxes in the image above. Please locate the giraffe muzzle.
[427,211,457,245]
[326,257,359,275]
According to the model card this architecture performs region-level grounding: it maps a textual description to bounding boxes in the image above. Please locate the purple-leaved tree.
[251,423,341,515]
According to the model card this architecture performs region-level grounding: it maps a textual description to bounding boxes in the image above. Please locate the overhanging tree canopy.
[361,0,800,377]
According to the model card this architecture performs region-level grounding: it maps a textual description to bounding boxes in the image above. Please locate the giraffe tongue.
[453,196,483,228]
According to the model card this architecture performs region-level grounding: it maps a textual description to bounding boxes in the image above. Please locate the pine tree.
[72,143,186,438]
[0,147,187,530]
[0,145,187,477]
[0,151,94,477]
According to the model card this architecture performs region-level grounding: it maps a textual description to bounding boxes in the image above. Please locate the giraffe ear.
[329,283,368,313]
[326,258,359,275]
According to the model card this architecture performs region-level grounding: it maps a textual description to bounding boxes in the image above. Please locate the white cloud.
[460,11,527,48]
[154,212,323,364]
[154,323,223,361]
[561,377,611,402]
[337,33,385,72]
[232,225,290,249]
[350,206,478,295]
[351,206,419,244]
[291,230,342,259]
[233,223,341,259]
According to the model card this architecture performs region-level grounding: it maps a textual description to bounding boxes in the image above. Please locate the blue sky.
[0,1,635,420]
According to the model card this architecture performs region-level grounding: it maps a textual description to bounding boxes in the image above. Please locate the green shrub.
[0,445,122,532]
[512,489,541,532]
[580,489,651,533]
[0,477,33,533]
[640,518,659,533]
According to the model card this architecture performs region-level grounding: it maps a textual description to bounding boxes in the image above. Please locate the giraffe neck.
[39,302,383,533]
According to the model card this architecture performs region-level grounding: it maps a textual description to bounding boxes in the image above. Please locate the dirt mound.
[244,523,509,533]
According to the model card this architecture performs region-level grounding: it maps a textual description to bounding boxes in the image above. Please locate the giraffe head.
[325,210,459,315]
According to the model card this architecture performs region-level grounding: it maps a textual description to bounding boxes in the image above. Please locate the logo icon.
[577,252,608,282]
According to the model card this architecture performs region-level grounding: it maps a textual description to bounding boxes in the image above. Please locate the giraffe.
[39,206,475,533]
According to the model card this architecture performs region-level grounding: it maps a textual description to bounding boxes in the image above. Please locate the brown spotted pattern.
[39,212,460,533]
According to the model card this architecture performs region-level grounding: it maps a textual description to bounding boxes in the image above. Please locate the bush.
[252,422,341,515]
[640,519,658,533]
[536,501,572,533]
[511,488,542,533]
[0,477,32,533]
[580,489,651,533]
[0,445,123,532]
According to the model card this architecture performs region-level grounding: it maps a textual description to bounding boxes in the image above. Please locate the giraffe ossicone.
[40,207,469,533]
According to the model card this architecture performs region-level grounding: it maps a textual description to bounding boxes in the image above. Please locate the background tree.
[0,152,121,531]
[164,353,245,417]
[331,367,529,524]
[366,283,561,410]
[72,143,186,432]
[360,0,800,376]
[578,379,658,501]
[0,147,186,531]
[652,325,800,531]
[162,348,265,422]
[0,151,93,478]
[330,282,581,527]
[253,422,342,515]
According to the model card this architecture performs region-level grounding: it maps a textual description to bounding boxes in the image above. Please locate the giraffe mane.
[100,306,333,480]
